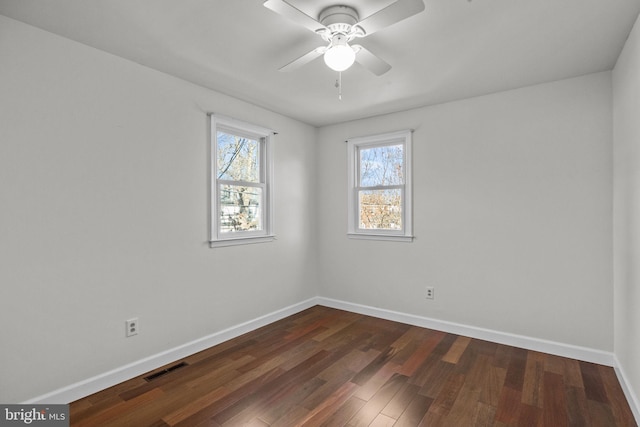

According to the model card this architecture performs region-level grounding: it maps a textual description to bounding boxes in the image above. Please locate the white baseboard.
[613,356,640,424]
[24,298,319,404]
[316,297,615,366]
[26,296,626,406]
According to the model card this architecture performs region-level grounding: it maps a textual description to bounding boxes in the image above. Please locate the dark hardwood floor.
[70,306,637,426]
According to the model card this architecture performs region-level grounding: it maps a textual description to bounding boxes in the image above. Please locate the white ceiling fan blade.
[263,0,328,34]
[354,0,425,37]
[353,45,392,75]
[279,47,326,72]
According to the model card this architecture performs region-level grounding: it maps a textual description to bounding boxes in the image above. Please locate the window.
[210,115,274,247]
[347,130,413,241]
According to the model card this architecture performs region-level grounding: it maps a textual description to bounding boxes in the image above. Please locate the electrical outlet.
[426,287,435,300]
[126,318,139,337]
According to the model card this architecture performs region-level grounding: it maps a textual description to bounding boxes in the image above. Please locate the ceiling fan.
[263,0,425,75]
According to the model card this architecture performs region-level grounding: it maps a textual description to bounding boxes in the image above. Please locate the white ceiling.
[1,0,639,127]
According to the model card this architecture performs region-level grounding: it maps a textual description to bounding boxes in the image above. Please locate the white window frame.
[210,114,275,247]
[347,130,413,242]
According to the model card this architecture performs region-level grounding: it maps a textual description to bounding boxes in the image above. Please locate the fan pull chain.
[335,72,343,100]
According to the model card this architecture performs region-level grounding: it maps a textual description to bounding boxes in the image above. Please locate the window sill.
[209,235,276,248]
[347,233,414,243]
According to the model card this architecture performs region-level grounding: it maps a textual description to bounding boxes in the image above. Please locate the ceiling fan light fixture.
[323,34,356,72]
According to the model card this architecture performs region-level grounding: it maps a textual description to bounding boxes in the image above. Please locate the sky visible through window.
[217,131,259,182]
[359,144,404,187]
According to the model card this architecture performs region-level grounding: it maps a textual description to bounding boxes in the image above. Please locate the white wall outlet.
[426,287,435,299]
[126,318,139,337]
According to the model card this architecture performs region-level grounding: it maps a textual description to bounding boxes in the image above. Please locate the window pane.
[219,184,262,233]
[359,144,403,187]
[217,131,260,182]
[359,189,402,230]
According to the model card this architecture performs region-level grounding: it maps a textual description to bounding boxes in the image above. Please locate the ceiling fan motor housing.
[319,5,359,36]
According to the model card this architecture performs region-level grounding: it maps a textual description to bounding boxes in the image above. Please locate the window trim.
[209,114,275,248]
[347,130,413,242]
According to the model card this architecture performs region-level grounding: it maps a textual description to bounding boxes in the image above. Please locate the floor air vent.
[144,361,188,382]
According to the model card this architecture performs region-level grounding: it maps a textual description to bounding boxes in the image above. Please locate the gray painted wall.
[317,72,613,351]
[0,15,318,403]
[613,12,640,416]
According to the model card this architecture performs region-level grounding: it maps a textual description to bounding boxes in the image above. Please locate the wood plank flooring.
[70,306,637,426]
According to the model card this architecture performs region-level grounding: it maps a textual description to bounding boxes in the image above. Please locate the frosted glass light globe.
[324,43,356,72]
